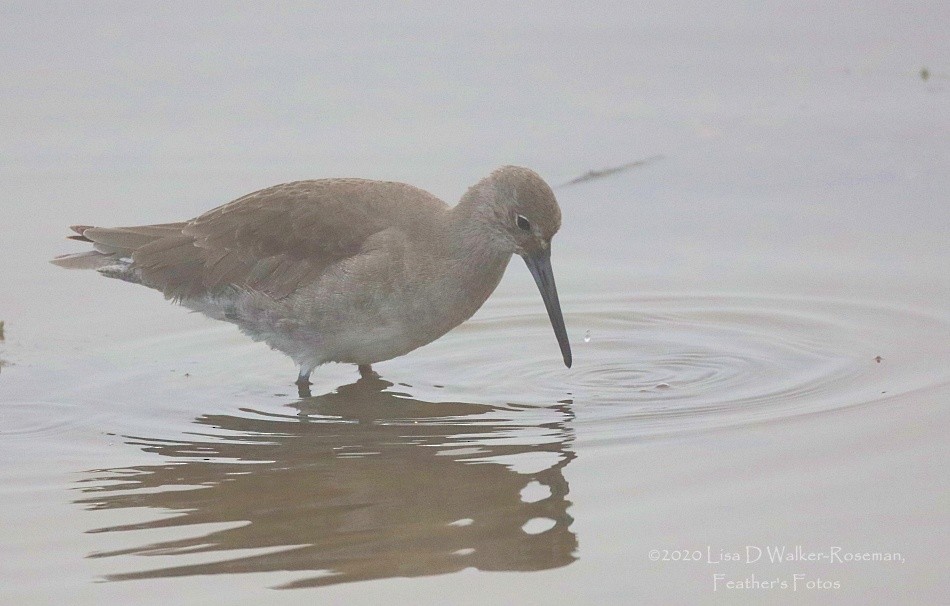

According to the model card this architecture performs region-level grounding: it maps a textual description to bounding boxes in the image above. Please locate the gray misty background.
[0,2,948,605]
[2,1,948,315]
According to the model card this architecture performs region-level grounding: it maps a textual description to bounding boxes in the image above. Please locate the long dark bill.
[523,247,572,368]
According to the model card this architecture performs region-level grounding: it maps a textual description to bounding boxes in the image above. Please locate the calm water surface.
[2,2,948,604]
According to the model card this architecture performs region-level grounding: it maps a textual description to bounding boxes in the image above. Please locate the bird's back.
[54,178,450,301]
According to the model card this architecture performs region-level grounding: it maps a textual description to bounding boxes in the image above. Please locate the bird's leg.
[296,366,313,398]
[358,364,378,379]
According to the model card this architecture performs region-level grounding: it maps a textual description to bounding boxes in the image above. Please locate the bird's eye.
[516,214,531,231]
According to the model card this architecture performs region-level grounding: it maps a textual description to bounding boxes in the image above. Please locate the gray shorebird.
[53,166,572,392]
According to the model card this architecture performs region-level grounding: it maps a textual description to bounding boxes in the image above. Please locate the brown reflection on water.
[75,375,577,589]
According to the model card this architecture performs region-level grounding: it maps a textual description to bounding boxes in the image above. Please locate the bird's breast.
[326,251,510,364]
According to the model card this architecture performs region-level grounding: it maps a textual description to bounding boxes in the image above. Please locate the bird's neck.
[445,192,512,309]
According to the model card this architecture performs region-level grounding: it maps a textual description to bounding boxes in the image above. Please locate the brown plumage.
[53,167,571,390]
[56,180,444,301]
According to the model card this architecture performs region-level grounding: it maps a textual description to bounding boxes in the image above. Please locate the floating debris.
[920,67,930,81]
[559,155,664,187]
[584,330,591,343]
[874,355,883,363]
[655,383,671,390]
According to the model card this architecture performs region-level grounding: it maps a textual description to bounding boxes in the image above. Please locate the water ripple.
[406,294,950,438]
[0,401,93,439]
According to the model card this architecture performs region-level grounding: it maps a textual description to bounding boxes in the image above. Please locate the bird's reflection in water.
[76,375,577,589]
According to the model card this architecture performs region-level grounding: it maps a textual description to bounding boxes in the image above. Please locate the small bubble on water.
[584,330,591,343]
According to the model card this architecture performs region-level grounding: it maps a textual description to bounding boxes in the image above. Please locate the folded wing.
[54,179,445,301]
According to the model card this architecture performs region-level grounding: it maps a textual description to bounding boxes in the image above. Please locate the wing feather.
[65,179,448,300]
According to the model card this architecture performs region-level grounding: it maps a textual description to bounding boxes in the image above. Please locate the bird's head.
[462,166,571,368]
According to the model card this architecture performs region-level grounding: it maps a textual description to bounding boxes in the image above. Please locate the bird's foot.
[295,372,313,398]
[295,380,312,398]
[358,364,379,380]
